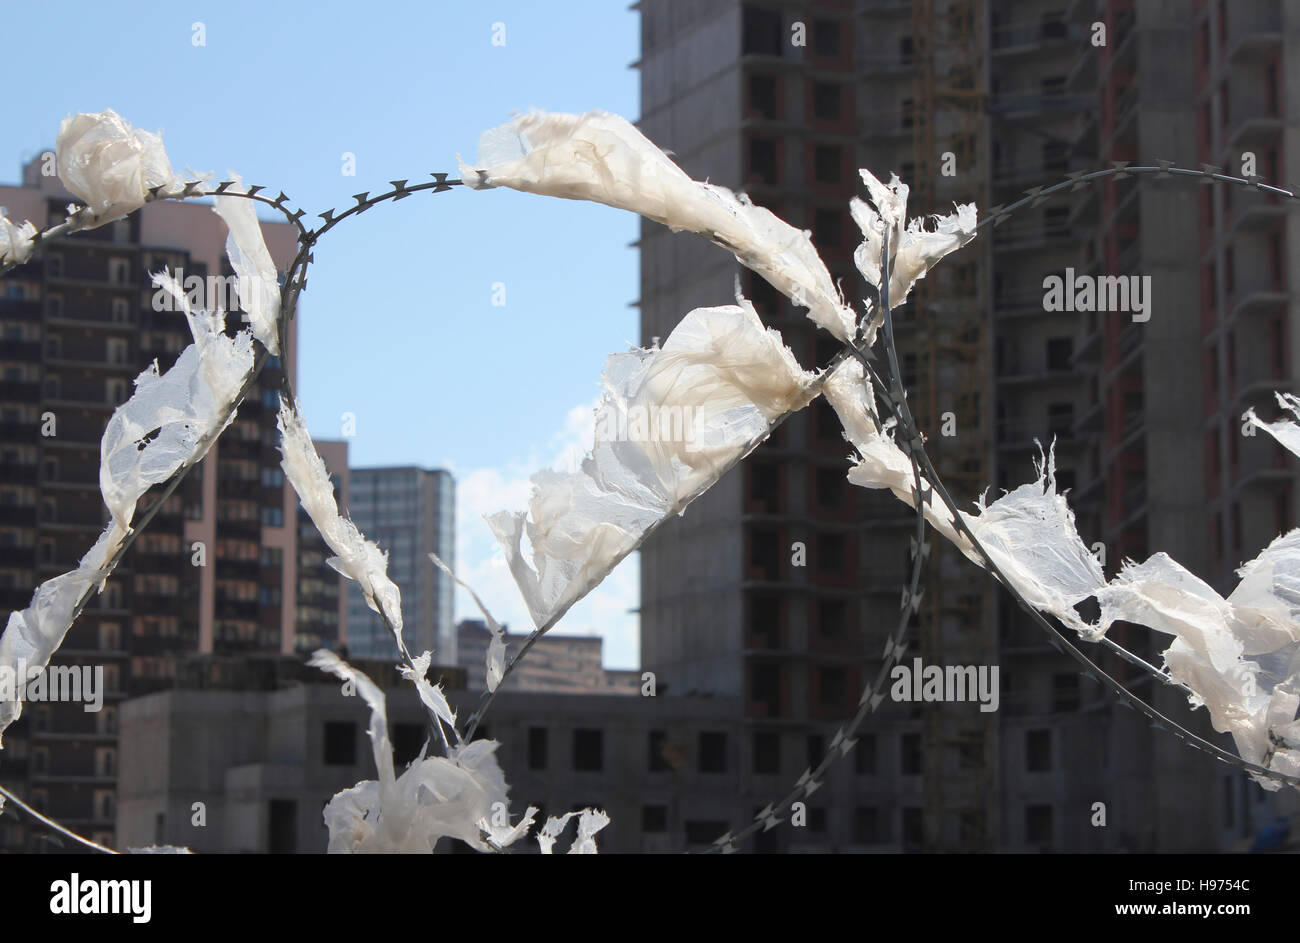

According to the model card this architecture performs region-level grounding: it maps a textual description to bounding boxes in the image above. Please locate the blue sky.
[1,1,644,667]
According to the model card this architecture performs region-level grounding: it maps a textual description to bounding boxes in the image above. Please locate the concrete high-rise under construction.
[636,0,1300,851]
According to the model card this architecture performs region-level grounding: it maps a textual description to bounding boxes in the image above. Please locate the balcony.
[992,218,1073,252]
[988,90,1091,118]
[1226,104,1283,151]
[997,357,1082,387]
[991,17,1074,55]
[858,107,914,138]
[1228,196,1285,236]
[1226,8,1282,63]
[992,159,1069,191]
[856,53,917,76]
[1229,286,1289,324]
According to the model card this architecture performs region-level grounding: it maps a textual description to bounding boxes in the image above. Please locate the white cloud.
[449,400,641,670]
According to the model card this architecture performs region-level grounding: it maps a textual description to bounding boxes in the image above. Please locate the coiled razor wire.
[3,161,1299,858]
[702,161,1300,854]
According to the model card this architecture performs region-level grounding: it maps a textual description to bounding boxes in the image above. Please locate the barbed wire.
[703,158,1300,853]
[4,157,1298,856]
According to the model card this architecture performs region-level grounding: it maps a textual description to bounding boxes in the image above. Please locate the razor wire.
[702,160,1300,853]
[3,160,1299,856]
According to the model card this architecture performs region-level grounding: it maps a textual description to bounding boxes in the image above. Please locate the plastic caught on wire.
[460,110,857,341]
[485,289,816,629]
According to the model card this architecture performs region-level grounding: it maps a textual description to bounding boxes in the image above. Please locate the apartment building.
[457,619,641,694]
[0,155,349,850]
[636,0,1296,851]
[116,659,879,853]
[344,466,455,662]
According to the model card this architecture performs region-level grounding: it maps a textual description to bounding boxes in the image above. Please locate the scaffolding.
[909,0,997,851]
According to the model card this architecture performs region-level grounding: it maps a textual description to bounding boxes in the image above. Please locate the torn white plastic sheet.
[1245,392,1300,460]
[962,448,1106,635]
[3,272,255,745]
[311,651,539,853]
[851,169,977,312]
[278,399,404,642]
[828,362,1299,786]
[100,274,253,531]
[56,109,179,224]
[460,110,856,340]
[429,552,506,691]
[398,651,458,737]
[1096,549,1300,788]
[822,357,969,552]
[212,175,282,355]
[0,520,127,745]
[536,807,610,854]
[488,291,816,629]
[0,212,37,265]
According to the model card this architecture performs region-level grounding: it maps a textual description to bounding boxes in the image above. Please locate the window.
[260,506,284,527]
[573,728,603,771]
[108,258,130,285]
[741,4,783,56]
[753,731,780,774]
[642,805,668,833]
[1026,729,1051,771]
[750,662,782,715]
[813,145,843,184]
[748,137,777,184]
[106,337,128,365]
[323,721,357,766]
[901,732,922,775]
[812,82,842,121]
[901,807,924,847]
[749,596,781,648]
[817,598,846,638]
[816,467,845,508]
[1046,337,1073,370]
[392,723,424,767]
[813,208,842,248]
[855,807,880,844]
[855,733,876,774]
[47,254,63,278]
[268,799,297,853]
[699,731,727,773]
[111,297,129,323]
[806,733,824,769]
[812,19,840,57]
[749,529,780,580]
[813,398,842,441]
[1052,673,1080,712]
[805,807,826,833]
[648,729,669,771]
[749,462,780,508]
[748,74,777,119]
[528,726,548,770]
[1047,402,1074,437]
[958,732,983,769]
[818,666,846,710]
[1026,804,1053,844]
[817,533,845,573]
[685,820,729,847]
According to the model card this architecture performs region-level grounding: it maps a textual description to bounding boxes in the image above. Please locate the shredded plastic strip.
[461,110,856,341]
